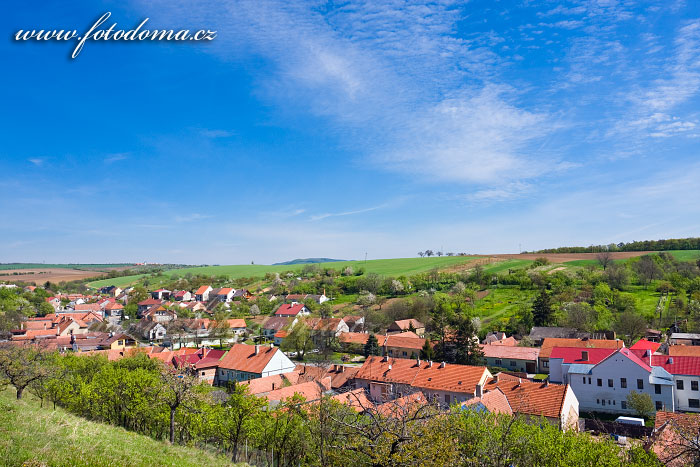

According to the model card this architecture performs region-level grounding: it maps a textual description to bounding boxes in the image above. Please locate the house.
[143,305,176,323]
[387,319,425,337]
[98,333,138,350]
[215,343,296,385]
[232,289,253,300]
[150,289,171,300]
[548,347,617,384]
[651,411,700,466]
[567,347,674,414]
[481,345,539,374]
[307,318,349,346]
[243,371,302,395]
[669,346,700,357]
[137,298,162,315]
[262,379,332,405]
[296,364,360,390]
[528,327,591,346]
[98,286,122,297]
[462,387,513,415]
[650,355,700,412]
[630,339,663,353]
[339,332,370,353]
[354,355,492,406]
[103,302,124,318]
[194,285,213,302]
[538,337,625,373]
[73,303,103,315]
[343,315,365,332]
[263,317,294,339]
[382,332,426,360]
[275,303,311,318]
[670,333,700,346]
[45,296,61,310]
[482,331,517,346]
[484,374,580,430]
[274,330,287,346]
[225,318,247,335]
[172,290,192,301]
[194,349,227,384]
[215,288,234,302]
[132,320,167,341]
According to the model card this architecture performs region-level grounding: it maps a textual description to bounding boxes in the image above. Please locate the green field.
[0,390,236,467]
[668,250,700,261]
[474,287,536,325]
[87,256,484,288]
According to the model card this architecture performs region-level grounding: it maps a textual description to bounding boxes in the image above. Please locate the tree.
[626,391,654,418]
[451,314,484,366]
[615,311,647,344]
[604,263,630,290]
[213,383,267,462]
[425,250,434,257]
[0,343,50,399]
[596,251,613,270]
[634,255,663,286]
[418,251,425,258]
[210,315,232,348]
[532,289,553,327]
[319,302,333,319]
[420,338,434,360]
[281,320,313,360]
[249,304,260,316]
[390,279,405,296]
[159,366,201,444]
[363,333,380,357]
[562,302,597,333]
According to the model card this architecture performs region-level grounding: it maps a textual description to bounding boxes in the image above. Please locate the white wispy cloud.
[28,158,44,166]
[310,204,388,221]
[200,129,236,138]
[104,153,129,163]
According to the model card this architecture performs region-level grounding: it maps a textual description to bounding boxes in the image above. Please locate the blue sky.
[1,0,700,264]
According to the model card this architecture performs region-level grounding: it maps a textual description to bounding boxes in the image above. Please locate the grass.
[87,256,483,289]
[481,259,533,274]
[0,389,237,467]
[667,250,700,261]
[0,263,131,270]
[473,287,536,326]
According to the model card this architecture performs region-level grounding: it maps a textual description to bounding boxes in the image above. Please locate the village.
[2,279,699,463]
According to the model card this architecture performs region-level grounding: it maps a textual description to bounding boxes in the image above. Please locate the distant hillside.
[528,237,700,254]
[273,257,347,265]
[0,390,236,467]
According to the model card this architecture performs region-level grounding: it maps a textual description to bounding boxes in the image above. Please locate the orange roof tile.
[339,332,369,345]
[217,344,280,374]
[539,338,624,359]
[462,387,513,415]
[669,345,700,357]
[263,380,329,403]
[485,378,568,419]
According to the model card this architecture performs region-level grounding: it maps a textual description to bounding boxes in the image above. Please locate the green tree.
[0,343,50,399]
[420,338,434,360]
[363,333,380,357]
[532,289,553,327]
[626,391,655,418]
[281,320,314,360]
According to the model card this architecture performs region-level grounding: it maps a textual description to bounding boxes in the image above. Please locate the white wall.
[672,374,700,412]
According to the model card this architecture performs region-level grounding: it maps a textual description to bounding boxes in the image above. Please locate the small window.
[678,380,685,390]
[602,399,606,406]
[596,399,599,404]
[583,377,586,384]
[402,351,407,357]
[543,360,549,368]
[588,377,592,384]
[608,379,613,388]
[690,399,700,408]
[637,379,644,390]
[495,359,502,365]
[445,394,451,404]
[613,400,616,405]
[621,401,627,409]
[656,401,663,410]
[621,378,627,388]
[510,361,516,367]
[693,381,699,391]
[597,379,602,387]
[655,384,662,395]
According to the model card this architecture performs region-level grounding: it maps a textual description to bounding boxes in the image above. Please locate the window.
[678,380,685,390]
[445,394,451,404]
[583,377,586,384]
[637,379,644,390]
[596,399,599,404]
[693,381,699,391]
[608,379,613,388]
[402,351,407,357]
[588,377,592,384]
[602,399,606,406]
[543,360,549,368]
[495,359,502,365]
[621,401,627,409]
[656,401,663,410]
[690,399,700,408]
[597,378,602,387]
[655,384,662,395]
[621,378,627,388]
[510,361,516,367]
[613,400,616,405]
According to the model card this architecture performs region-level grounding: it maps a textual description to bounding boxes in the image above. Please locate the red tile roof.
[383,333,425,351]
[275,303,307,316]
[669,346,700,357]
[263,380,329,403]
[548,346,616,364]
[651,355,700,376]
[339,332,370,345]
[217,344,280,374]
[390,319,424,331]
[138,298,162,306]
[462,387,513,415]
[332,388,372,412]
[74,303,102,312]
[539,338,625,359]
[485,378,568,419]
[355,356,490,395]
[244,372,301,394]
[195,285,211,295]
[481,345,540,361]
[631,339,662,353]
[217,288,234,295]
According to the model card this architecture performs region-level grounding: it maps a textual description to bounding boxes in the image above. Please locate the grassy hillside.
[0,390,236,467]
[0,263,132,270]
[87,256,484,288]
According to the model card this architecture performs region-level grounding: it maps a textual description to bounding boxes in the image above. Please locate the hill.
[273,257,346,265]
[0,389,236,467]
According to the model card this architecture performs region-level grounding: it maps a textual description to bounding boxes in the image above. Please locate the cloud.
[174,213,212,223]
[28,158,44,166]
[200,129,236,138]
[104,153,129,163]
[310,204,388,221]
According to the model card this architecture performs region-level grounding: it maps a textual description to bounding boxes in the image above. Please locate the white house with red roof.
[567,347,674,414]
[651,355,700,412]
[151,288,171,300]
[548,347,617,384]
[215,343,296,384]
[172,290,192,301]
[195,285,213,302]
[275,302,311,318]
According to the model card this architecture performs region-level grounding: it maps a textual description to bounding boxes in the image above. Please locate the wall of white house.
[568,356,674,414]
[484,356,537,374]
[261,349,296,377]
[672,374,700,412]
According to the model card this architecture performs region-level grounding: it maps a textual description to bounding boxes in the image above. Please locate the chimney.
[544,379,549,387]
[439,361,446,368]
[668,357,674,364]
[382,355,389,362]
[270,343,274,348]
[494,374,499,383]
[429,361,433,368]
[255,345,260,355]
[416,358,421,367]
[475,383,483,398]
[272,382,276,390]
[581,351,589,361]
[388,364,392,370]
[517,378,522,386]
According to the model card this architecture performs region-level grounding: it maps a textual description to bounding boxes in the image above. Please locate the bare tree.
[0,343,51,399]
[418,251,425,258]
[596,251,613,270]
